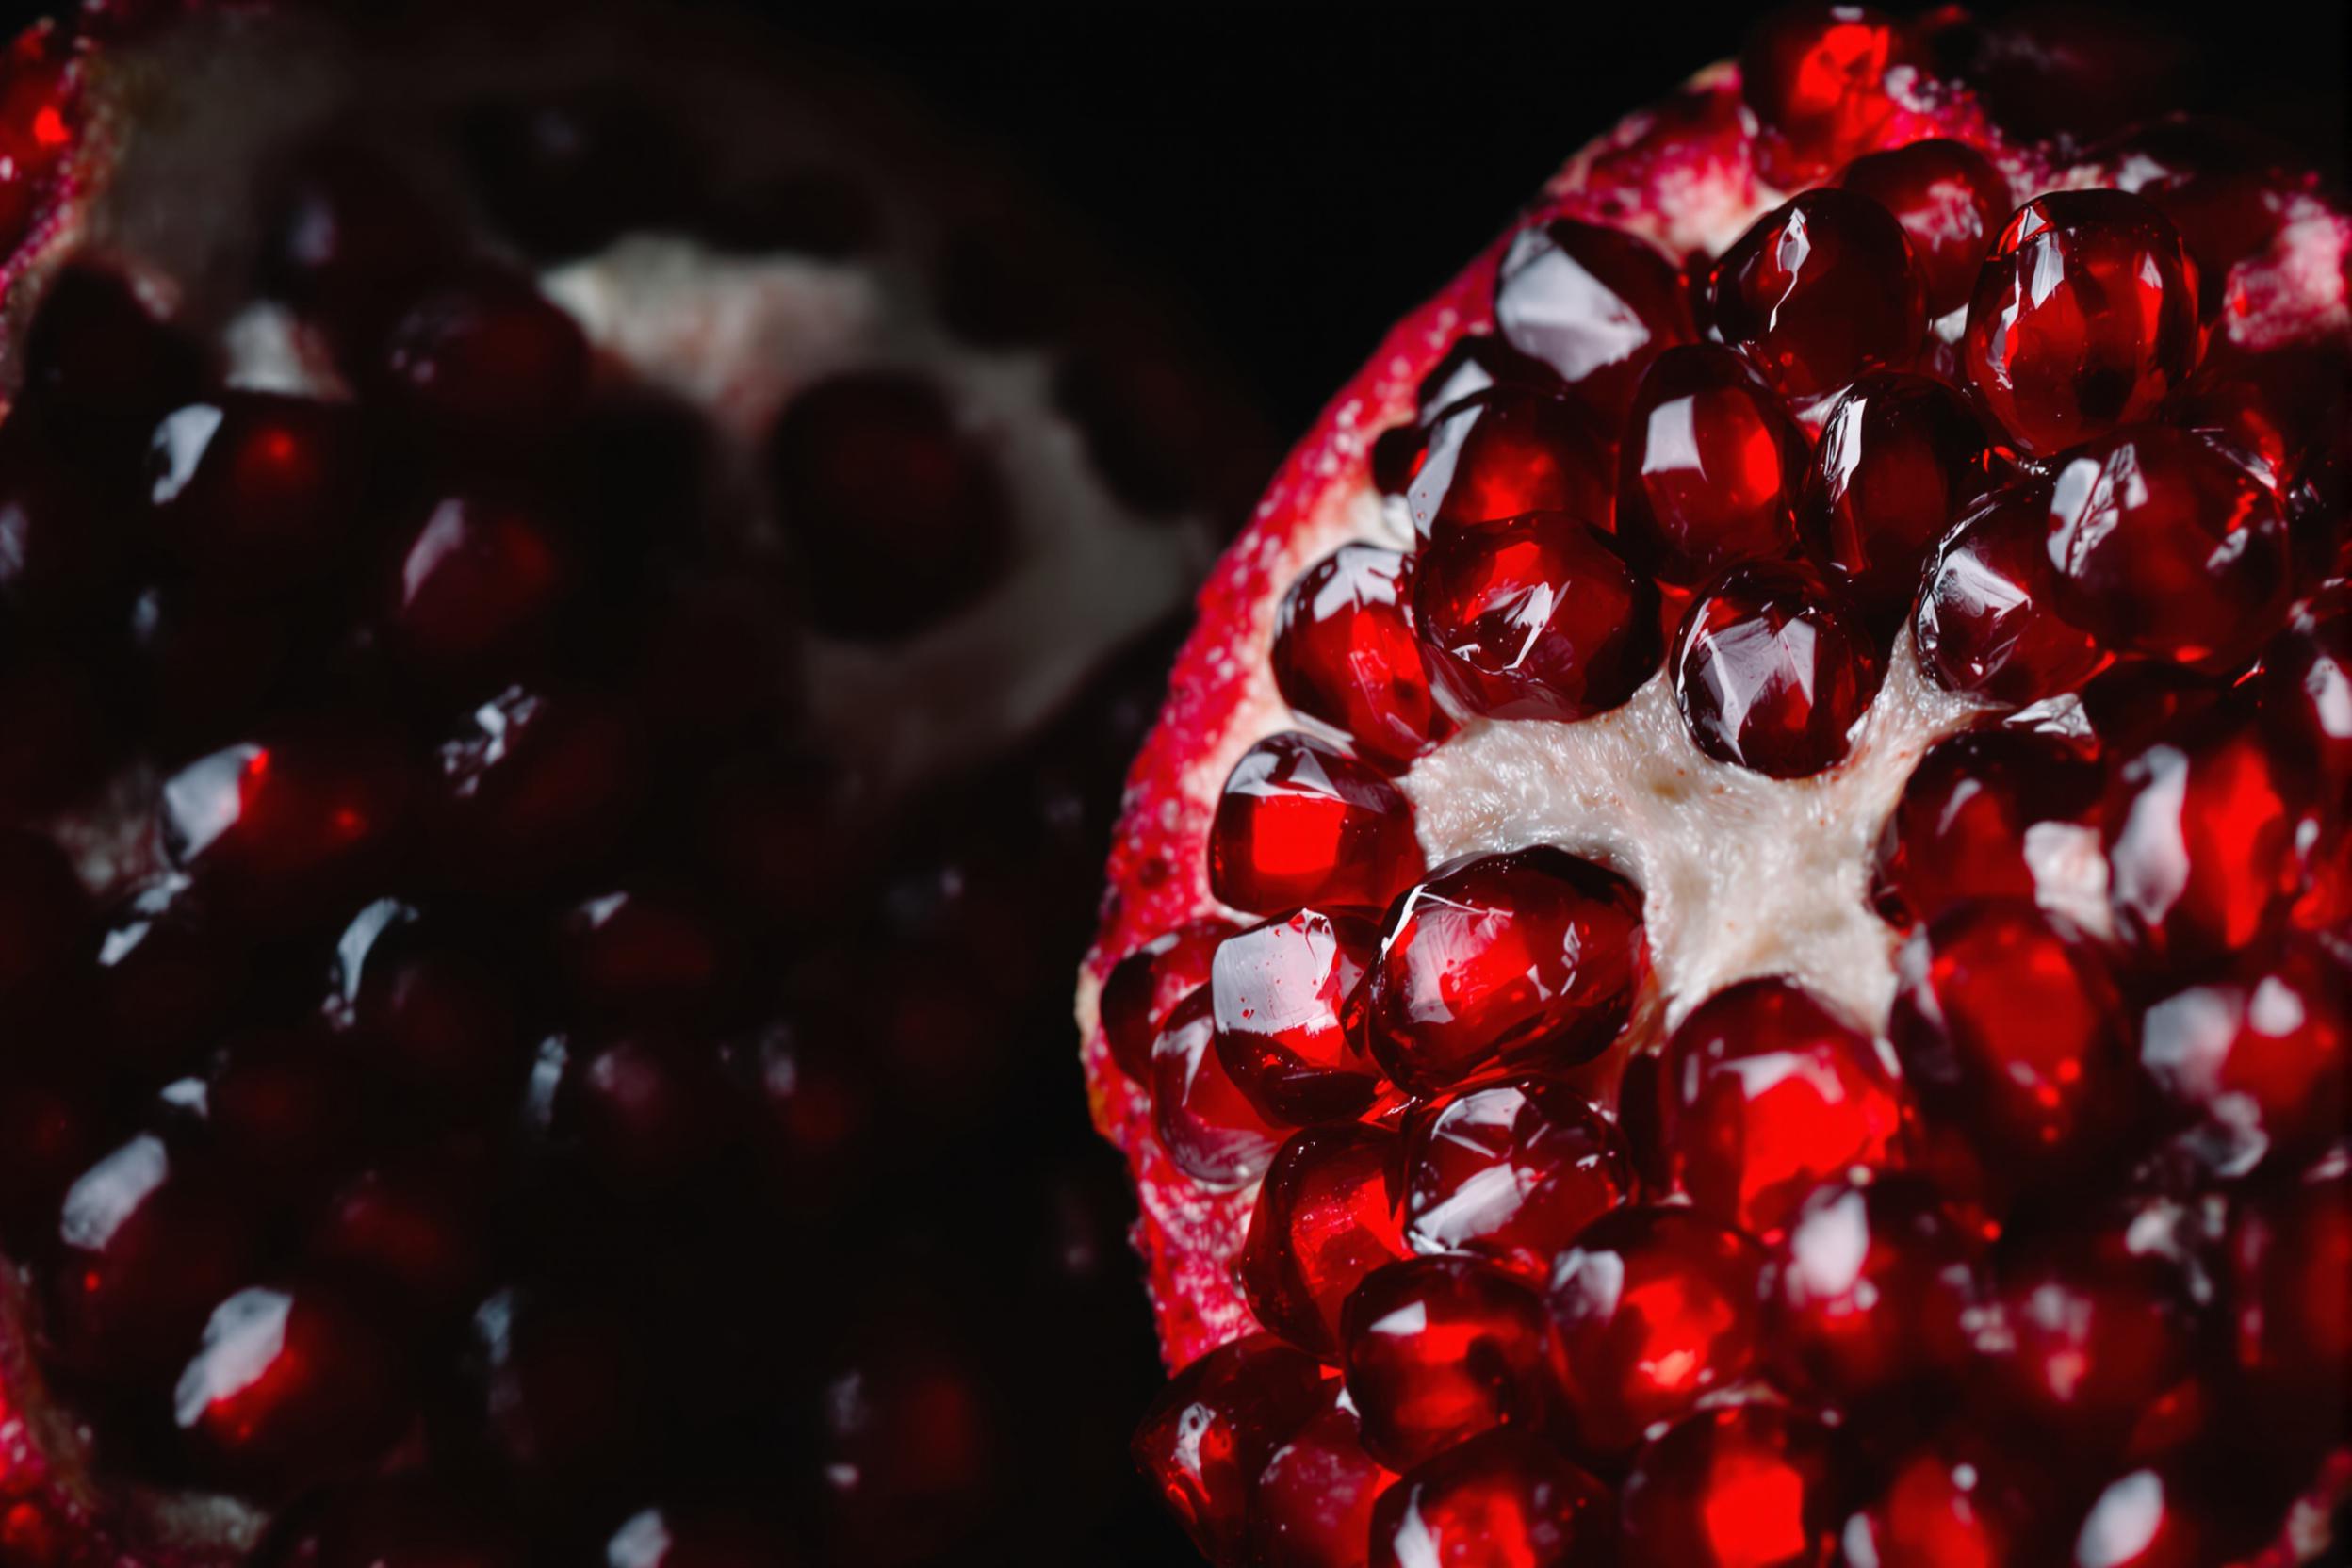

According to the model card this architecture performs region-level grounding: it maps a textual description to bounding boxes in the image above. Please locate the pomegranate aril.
[0,23,72,261]
[1130,1332,1332,1568]
[1364,847,1646,1096]
[389,494,571,686]
[1616,344,1811,586]
[308,1160,492,1319]
[1415,334,1568,423]
[2044,424,2292,674]
[1240,1124,1409,1361]
[1707,188,1926,400]
[1367,1429,1617,1568]
[2226,1154,2352,1445]
[1272,543,1454,767]
[2103,712,2313,967]
[1659,977,1905,1238]
[2140,939,2348,1175]
[1494,218,1695,428]
[1406,387,1612,539]
[1842,1433,2036,1568]
[1959,190,2200,457]
[335,902,528,1106]
[434,686,644,894]
[205,1027,363,1185]
[1890,900,2139,1206]
[21,263,205,431]
[2260,586,2351,792]
[1740,3,1905,185]
[376,268,590,436]
[768,370,1010,640]
[1402,1076,1633,1279]
[559,886,735,1023]
[1340,1253,1560,1470]
[1973,1229,2197,1450]
[468,1287,652,1487]
[1796,371,1998,620]
[45,1135,264,1385]
[172,1281,411,1493]
[1415,512,1662,721]
[1250,1402,1396,1568]
[1208,731,1425,916]
[1915,484,2110,704]
[1211,907,1384,1126]
[1546,1205,1763,1460]
[1870,728,2104,928]
[1838,139,2015,318]
[1761,1173,1986,1420]
[1620,1400,1844,1568]
[560,1034,741,1194]
[1672,561,1883,779]
[1152,987,1285,1190]
[258,141,452,339]
[1101,917,1239,1083]
[146,394,365,596]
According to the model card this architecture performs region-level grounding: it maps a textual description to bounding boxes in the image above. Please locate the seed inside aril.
[1363,847,1646,1097]
[1707,188,1927,400]
[1616,344,1812,586]
[1413,512,1662,722]
[1672,560,1884,779]
[1959,189,2201,457]
[1493,218,1695,428]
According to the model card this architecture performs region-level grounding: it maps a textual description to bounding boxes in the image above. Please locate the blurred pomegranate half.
[0,1,1274,1563]
[1084,5,2350,1565]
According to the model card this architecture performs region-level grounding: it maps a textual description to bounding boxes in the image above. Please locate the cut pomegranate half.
[0,2,1276,1563]
[1078,8,2352,1565]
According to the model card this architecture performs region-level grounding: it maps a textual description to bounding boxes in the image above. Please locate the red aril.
[1132,1334,1333,1568]
[1272,543,1455,768]
[1914,484,2110,703]
[1837,139,2014,318]
[1707,188,1927,400]
[1209,732,1426,916]
[1211,906,1384,1126]
[1740,4,1907,185]
[1658,976,1907,1238]
[1869,728,2104,929]
[1238,1124,1409,1361]
[1102,917,1241,1082]
[1407,388,1613,539]
[1797,371,1999,620]
[1250,1402,1396,1568]
[1494,218,1695,428]
[1340,1253,1561,1471]
[2139,939,2348,1174]
[1367,1429,1617,1568]
[1362,848,1647,1096]
[1400,1076,1633,1279]
[1672,561,1885,778]
[1152,987,1286,1190]
[1618,1401,1845,1568]
[1616,344,1811,586]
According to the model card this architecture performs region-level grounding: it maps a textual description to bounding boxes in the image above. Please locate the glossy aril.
[1131,1333,1332,1568]
[1208,732,1426,916]
[259,141,451,338]
[1888,901,2136,1206]
[433,687,644,893]
[1340,1254,1560,1471]
[1414,512,1662,721]
[1494,218,1696,428]
[146,394,363,595]
[1545,1205,1763,1460]
[1619,1401,1844,1568]
[390,494,569,684]
[1272,543,1454,767]
[1102,918,1240,1083]
[1364,847,1647,1096]
[1914,484,2109,703]
[338,906,529,1107]
[468,1288,649,1485]
[1367,1429,1617,1568]
[1239,1125,1409,1361]
[2226,1156,2352,1442]
[1659,977,1906,1237]
[1616,345,1811,586]
[1152,988,1285,1190]
[173,1282,410,1492]
[1870,728,2104,929]
[1838,139,2014,318]
[1760,1174,1985,1419]
[1707,189,1925,400]
[1796,372,1997,618]
[1250,1403,1396,1568]
[2066,1467,2213,1568]
[2259,586,2351,791]
[1838,1434,2034,1568]
[1740,3,1905,184]
[1959,190,2200,456]
[1974,1232,2197,1449]
[563,1035,739,1192]
[1402,1077,1633,1280]
[1672,561,1884,779]
[2140,940,2348,1175]
[165,727,418,923]
[376,269,589,433]
[1416,335,1568,422]
[768,370,1011,639]
[2102,712,2312,967]
[2044,425,2292,673]
[1212,907,1384,1126]
[1407,388,1613,539]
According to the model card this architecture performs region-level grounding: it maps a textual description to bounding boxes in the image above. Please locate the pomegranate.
[1078,7,2352,1565]
[0,2,1276,1563]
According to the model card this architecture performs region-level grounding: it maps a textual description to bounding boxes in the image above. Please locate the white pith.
[0,5,1233,1560]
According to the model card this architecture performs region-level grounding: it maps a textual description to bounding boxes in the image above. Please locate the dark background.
[756,2,2349,1561]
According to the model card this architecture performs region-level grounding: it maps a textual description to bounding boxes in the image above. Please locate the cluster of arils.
[1108,5,2350,1565]
[0,7,1266,1563]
